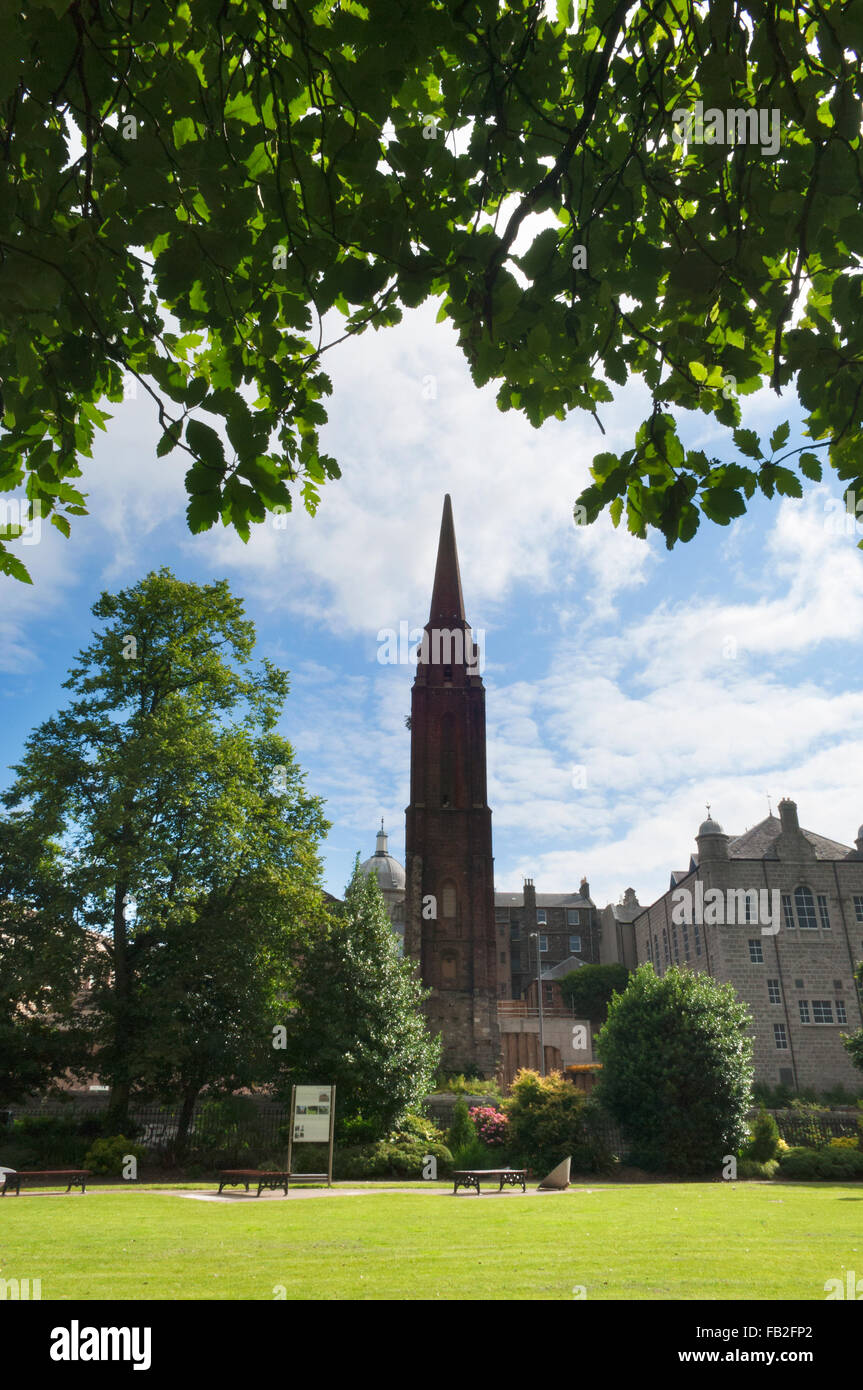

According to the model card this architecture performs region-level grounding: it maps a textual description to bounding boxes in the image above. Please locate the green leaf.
[186,420,226,471]
[798,452,822,481]
[769,421,791,453]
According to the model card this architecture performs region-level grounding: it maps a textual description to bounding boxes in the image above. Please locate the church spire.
[428,494,467,629]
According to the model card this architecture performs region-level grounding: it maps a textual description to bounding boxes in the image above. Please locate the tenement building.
[493,877,600,1000]
[632,799,863,1090]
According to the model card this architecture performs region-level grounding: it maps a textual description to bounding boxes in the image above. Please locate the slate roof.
[540,955,584,980]
[727,814,853,861]
[494,892,595,909]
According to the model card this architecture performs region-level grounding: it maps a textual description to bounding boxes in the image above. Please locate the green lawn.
[3,1182,861,1300]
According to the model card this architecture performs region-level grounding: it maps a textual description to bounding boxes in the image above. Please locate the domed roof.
[359,823,406,893]
[697,806,725,837]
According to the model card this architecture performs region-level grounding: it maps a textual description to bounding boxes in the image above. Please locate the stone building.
[632,799,863,1090]
[403,495,499,1076]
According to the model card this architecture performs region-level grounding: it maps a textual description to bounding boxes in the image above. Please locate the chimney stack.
[778,798,799,833]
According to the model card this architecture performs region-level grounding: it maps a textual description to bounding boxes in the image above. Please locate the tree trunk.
[106,879,131,1133]
[174,1084,199,1162]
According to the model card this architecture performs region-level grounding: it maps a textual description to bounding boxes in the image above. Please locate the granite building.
[632,799,863,1090]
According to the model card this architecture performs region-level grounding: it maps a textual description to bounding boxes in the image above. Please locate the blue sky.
[3,298,863,910]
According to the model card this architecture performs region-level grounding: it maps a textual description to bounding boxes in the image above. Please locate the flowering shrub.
[469,1106,508,1147]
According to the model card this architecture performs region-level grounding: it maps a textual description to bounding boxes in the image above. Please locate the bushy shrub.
[432,1073,502,1099]
[744,1107,781,1163]
[828,1136,859,1151]
[7,1115,96,1167]
[596,964,753,1175]
[446,1098,475,1153]
[450,1135,492,1171]
[503,1070,614,1175]
[736,1158,779,1180]
[778,1145,863,1179]
[84,1135,144,1176]
[335,1130,452,1180]
[469,1106,508,1147]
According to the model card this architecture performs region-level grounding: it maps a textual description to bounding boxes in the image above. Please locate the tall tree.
[2,568,328,1128]
[281,859,440,1137]
[4,1,863,580]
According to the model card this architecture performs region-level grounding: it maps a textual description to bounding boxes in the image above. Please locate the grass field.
[2,1181,861,1300]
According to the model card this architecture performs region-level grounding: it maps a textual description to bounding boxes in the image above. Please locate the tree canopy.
[4,0,863,581]
[558,960,629,1024]
[1,568,329,1125]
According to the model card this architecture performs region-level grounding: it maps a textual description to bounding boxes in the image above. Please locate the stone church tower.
[404,495,500,1076]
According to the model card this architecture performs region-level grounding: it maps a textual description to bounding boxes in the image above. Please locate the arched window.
[794,886,817,930]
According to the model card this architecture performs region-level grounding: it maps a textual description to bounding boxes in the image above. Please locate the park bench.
[452,1167,527,1196]
[1,1169,90,1196]
[217,1169,289,1197]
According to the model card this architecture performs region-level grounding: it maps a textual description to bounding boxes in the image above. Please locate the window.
[744,894,753,923]
[682,922,690,958]
[495,907,510,921]
[544,983,554,1004]
[767,978,781,1004]
[662,927,670,965]
[442,882,457,918]
[795,978,805,990]
[567,909,580,925]
[836,999,848,1024]
[499,952,506,965]
[817,894,831,929]
[798,1000,811,1024]
[812,1000,834,1024]
[654,933,660,969]
[781,893,795,930]
[749,939,764,963]
[854,895,863,923]
[569,935,581,954]
[536,909,547,925]
[693,922,702,957]
[539,934,548,953]
[774,1023,788,1049]
[647,938,653,963]
[511,953,521,971]
[795,886,817,929]
[672,924,680,964]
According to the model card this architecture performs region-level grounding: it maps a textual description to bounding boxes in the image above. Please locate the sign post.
[286,1084,335,1188]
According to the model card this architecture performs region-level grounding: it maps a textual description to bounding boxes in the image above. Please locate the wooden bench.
[1,1169,90,1196]
[217,1169,289,1197]
[452,1167,527,1196]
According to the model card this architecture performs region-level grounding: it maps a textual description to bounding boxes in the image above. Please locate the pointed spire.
[428,494,467,628]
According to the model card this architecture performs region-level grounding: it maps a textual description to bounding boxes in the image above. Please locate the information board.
[292,1085,333,1143]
